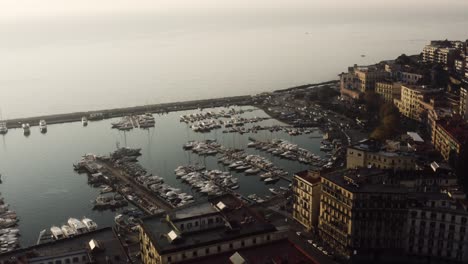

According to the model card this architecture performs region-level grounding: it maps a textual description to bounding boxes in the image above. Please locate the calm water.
[0,106,323,246]
[1,9,468,118]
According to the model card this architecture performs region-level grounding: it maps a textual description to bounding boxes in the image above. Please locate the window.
[206,248,210,254]
[229,243,233,249]
[82,256,87,261]
[241,240,245,247]
[72,257,79,263]
[217,245,221,252]
[208,218,213,225]
[168,256,172,262]
[55,261,62,264]
[182,253,186,259]
[65,259,70,264]
[253,238,257,244]
[187,223,192,228]
[193,251,197,257]
[195,221,199,226]
[180,223,184,230]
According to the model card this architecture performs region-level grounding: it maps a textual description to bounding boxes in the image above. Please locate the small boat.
[264,177,280,184]
[39,120,47,133]
[50,226,65,240]
[0,122,7,135]
[67,218,87,234]
[81,217,98,231]
[82,116,88,126]
[269,188,280,195]
[245,168,260,175]
[61,225,76,237]
[230,185,239,190]
[100,186,113,194]
[22,123,30,135]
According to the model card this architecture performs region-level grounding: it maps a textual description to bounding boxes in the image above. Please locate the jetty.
[3,95,253,129]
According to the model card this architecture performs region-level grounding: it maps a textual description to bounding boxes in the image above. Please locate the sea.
[0,7,468,247]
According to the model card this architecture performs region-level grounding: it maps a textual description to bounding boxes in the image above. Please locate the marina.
[0,105,324,247]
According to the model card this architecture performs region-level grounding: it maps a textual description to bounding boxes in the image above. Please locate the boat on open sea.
[22,123,30,135]
[39,120,47,133]
[0,122,7,135]
[81,116,88,126]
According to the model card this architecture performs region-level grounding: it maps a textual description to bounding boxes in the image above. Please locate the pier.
[3,95,253,129]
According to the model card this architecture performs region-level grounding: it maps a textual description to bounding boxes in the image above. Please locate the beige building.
[346,140,417,170]
[340,64,388,99]
[423,41,461,68]
[375,80,402,103]
[394,85,443,121]
[319,169,408,258]
[432,117,468,161]
[400,71,423,85]
[292,171,321,231]
[354,66,388,93]
[460,87,468,121]
[139,194,287,264]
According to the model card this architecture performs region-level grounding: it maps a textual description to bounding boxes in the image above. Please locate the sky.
[1,0,468,21]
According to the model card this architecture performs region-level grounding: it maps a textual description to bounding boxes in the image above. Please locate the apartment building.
[423,40,462,68]
[394,85,443,121]
[340,64,388,99]
[346,139,417,170]
[375,80,402,103]
[432,117,468,161]
[138,194,287,264]
[460,86,468,121]
[292,170,321,231]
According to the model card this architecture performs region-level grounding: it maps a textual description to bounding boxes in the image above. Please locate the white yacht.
[81,116,88,126]
[81,217,98,231]
[22,123,30,135]
[61,225,76,237]
[50,226,65,240]
[0,122,7,134]
[67,218,87,234]
[39,120,47,133]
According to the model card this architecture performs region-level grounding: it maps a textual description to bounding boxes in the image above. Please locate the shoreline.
[2,80,339,129]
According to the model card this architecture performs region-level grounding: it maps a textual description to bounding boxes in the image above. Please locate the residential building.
[0,227,129,264]
[339,64,388,99]
[400,71,424,85]
[423,40,463,69]
[138,194,288,264]
[460,86,468,121]
[375,80,402,103]
[354,66,388,93]
[319,169,409,259]
[394,85,443,121]
[292,170,322,231]
[432,117,468,161]
[346,139,417,170]
[405,193,468,262]
[318,168,466,262]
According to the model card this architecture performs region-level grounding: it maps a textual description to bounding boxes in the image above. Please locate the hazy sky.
[2,0,468,20]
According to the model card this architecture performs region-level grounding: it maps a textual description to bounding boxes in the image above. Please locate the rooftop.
[177,239,327,264]
[295,170,321,185]
[437,116,468,145]
[322,169,408,194]
[0,227,128,264]
[140,194,278,255]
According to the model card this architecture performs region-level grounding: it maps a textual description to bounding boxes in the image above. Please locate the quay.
[3,95,253,129]
[97,161,174,212]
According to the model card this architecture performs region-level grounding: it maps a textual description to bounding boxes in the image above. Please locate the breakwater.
[3,95,253,129]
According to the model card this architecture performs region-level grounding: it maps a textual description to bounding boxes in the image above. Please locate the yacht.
[81,217,98,231]
[67,218,87,234]
[61,225,76,237]
[50,226,65,240]
[22,123,30,135]
[81,116,88,126]
[0,122,7,134]
[39,120,47,133]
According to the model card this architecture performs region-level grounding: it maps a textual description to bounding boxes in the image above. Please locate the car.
[296,231,302,236]
[312,243,318,247]
[323,250,329,255]
[307,240,313,244]
[318,246,323,251]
